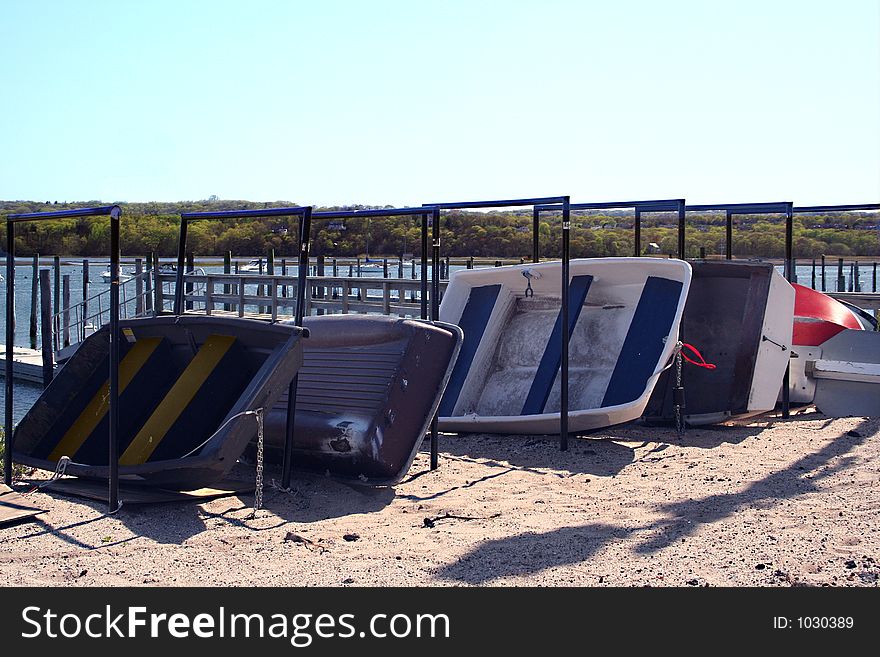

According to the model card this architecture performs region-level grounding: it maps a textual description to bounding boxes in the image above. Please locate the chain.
[252,408,264,515]
[673,341,685,436]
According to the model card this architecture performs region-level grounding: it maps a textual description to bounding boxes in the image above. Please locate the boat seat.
[600,276,683,407]
[520,275,593,415]
[438,284,501,416]
[119,334,254,464]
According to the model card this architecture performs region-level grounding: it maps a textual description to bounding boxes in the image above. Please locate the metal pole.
[811,259,816,289]
[677,204,686,260]
[430,207,441,470]
[420,214,428,320]
[280,208,312,491]
[4,221,15,486]
[431,208,440,321]
[821,254,826,291]
[781,206,793,420]
[108,207,121,511]
[634,209,641,257]
[784,207,794,282]
[561,197,571,451]
[173,218,188,314]
[532,206,540,263]
[725,210,733,260]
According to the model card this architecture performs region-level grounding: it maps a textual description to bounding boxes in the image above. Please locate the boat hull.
[262,315,463,485]
[644,261,794,425]
[13,316,305,489]
[811,329,880,417]
[436,258,692,434]
[787,283,866,404]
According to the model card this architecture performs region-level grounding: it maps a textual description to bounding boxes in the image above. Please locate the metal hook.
[522,269,535,297]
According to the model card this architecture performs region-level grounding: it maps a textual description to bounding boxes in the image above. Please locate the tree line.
[1,200,878,259]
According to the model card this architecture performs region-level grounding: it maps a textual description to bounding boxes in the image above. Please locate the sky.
[0,0,878,207]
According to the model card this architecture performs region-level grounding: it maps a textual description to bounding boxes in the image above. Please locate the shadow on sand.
[435,416,876,584]
[22,461,396,546]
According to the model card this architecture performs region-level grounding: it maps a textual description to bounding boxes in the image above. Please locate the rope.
[21,456,70,496]
[177,408,264,459]
[680,342,717,370]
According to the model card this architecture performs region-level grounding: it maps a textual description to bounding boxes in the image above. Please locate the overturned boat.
[262,315,463,485]
[436,258,692,434]
[13,316,305,489]
[786,283,880,415]
[644,260,794,426]
[787,283,865,404]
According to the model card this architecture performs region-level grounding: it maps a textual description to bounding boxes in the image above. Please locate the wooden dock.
[0,345,50,384]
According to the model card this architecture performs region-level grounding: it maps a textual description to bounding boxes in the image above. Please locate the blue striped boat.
[437,258,692,434]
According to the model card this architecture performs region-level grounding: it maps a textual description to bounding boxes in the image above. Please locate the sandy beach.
[1,410,878,587]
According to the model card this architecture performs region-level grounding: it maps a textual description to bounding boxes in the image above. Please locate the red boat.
[792,283,864,346]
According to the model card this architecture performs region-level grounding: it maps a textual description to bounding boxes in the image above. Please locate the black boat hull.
[13,316,305,489]
[263,315,463,485]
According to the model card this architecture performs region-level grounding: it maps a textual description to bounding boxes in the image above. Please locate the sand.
[1,410,878,587]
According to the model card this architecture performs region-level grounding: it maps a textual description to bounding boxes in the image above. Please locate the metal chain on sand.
[252,408,264,515]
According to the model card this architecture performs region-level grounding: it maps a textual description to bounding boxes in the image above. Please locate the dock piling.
[29,254,39,349]
[135,258,144,315]
[62,274,71,347]
[39,269,53,388]
[53,256,61,351]
[81,259,89,341]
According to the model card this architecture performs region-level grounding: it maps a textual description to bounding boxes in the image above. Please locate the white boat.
[644,261,795,425]
[239,258,265,273]
[808,329,880,417]
[785,283,880,415]
[99,266,133,283]
[437,257,692,434]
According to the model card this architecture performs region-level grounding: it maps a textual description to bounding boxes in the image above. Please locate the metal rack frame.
[5,205,123,510]
[312,206,442,468]
[176,206,313,490]
[422,197,574,450]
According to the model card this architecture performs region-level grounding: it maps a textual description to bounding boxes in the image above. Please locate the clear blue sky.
[1,0,878,207]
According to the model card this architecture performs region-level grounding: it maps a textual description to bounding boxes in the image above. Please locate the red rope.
[681,342,716,370]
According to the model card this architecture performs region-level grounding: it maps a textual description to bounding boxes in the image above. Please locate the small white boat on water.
[239,258,265,273]
[99,266,133,283]
[437,257,692,434]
